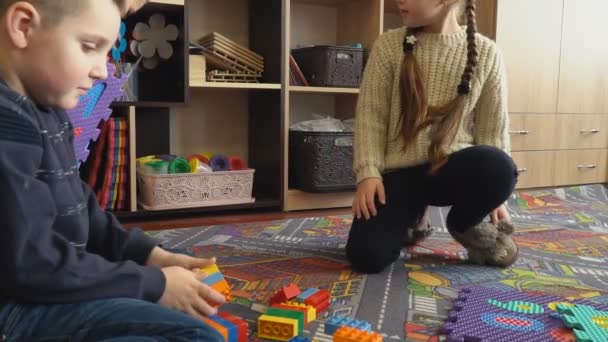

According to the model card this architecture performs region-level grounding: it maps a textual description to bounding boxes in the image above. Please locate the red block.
[305,289,330,314]
[271,304,310,327]
[269,284,302,305]
[218,312,249,342]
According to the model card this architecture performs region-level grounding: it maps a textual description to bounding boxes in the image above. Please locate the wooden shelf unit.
[91,0,606,220]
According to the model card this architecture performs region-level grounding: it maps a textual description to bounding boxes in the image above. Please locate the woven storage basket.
[137,169,255,210]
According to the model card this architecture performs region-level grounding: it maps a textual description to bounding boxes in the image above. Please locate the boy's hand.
[158,266,226,319]
[147,247,216,270]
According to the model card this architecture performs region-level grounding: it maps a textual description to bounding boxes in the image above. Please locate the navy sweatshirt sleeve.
[83,182,160,264]
[0,110,165,304]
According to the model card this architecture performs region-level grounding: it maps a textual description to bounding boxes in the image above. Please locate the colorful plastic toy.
[557,303,608,342]
[282,301,317,323]
[270,284,301,305]
[304,289,330,314]
[66,63,127,164]
[288,337,312,342]
[442,286,608,342]
[200,264,231,306]
[217,312,248,342]
[296,288,319,303]
[266,307,306,333]
[324,315,372,335]
[333,326,383,342]
[258,314,299,341]
[272,303,312,327]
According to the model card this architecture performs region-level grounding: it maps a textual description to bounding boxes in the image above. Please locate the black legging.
[346,145,519,273]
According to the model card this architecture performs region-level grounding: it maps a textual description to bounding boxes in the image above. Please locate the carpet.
[147,184,608,341]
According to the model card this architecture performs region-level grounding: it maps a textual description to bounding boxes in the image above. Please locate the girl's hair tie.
[458,81,471,95]
[403,34,417,53]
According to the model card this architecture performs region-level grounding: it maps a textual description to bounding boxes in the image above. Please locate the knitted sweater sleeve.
[354,34,394,183]
[473,47,511,155]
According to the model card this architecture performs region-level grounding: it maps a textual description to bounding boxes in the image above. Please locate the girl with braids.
[346,0,519,273]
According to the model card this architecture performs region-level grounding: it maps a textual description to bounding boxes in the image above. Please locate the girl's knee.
[346,241,397,274]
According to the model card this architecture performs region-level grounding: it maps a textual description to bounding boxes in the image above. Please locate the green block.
[265,307,305,332]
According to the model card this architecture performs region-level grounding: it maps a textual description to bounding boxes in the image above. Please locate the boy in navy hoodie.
[0,1,224,340]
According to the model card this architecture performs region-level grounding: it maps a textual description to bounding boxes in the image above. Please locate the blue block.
[296,288,319,303]
[202,272,225,286]
[209,315,237,342]
[288,337,312,342]
[324,315,372,335]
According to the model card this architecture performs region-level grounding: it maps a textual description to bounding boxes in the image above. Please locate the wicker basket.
[291,46,364,88]
[137,169,255,210]
[289,131,356,192]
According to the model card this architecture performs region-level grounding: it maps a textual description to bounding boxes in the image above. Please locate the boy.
[0,1,225,340]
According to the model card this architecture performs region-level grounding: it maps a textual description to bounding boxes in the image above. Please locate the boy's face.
[16,0,121,109]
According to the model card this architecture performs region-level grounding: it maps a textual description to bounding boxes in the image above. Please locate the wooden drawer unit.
[511,151,555,189]
[509,114,556,151]
[554,149,608,186]
[554,114,608,149]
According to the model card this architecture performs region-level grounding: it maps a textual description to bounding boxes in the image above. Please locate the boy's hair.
[399,0,478,174]
[0,0,128,26]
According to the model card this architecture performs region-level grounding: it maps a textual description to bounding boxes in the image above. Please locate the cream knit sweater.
[354,26,510,183]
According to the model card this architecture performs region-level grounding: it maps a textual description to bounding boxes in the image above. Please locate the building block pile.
[199,275,384,342]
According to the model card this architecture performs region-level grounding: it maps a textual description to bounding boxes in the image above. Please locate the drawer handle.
[517,168,528,173]
[509,130,530,135]
[577,165,597,169]
[579,129,600,134]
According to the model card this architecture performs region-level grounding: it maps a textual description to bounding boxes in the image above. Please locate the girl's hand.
[491,204,511,224]
[353,178,386,220]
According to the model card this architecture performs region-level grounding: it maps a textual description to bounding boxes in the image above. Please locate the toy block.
[304,289,330,314]
[557,303,608,342]
[333,326,383,342]
[270,284,302,305]
[272,304,310,327]
[284,301,317,322]
[442,286,608,342]
[204,271,225,286]
[296,288,319,303]
[266,307,305,333]
[200,264,221,277]
[324,315,372,335]
[258,314,299,341]
[288,337,312,342]
[202,316,229,341]
[199,264,231,306]
[210,315,237,342]
[218,312,248,342]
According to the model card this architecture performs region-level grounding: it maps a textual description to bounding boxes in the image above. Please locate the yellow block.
[200,264,220,276]
[258,315,298,341]
[284,300,317,322]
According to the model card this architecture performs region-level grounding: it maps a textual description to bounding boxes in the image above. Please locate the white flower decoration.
[406,35,418,46]
[131,14,179,69]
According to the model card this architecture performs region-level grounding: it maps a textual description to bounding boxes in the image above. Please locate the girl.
[346,0,519,274]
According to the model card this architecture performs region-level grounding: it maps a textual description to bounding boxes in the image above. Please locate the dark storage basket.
[291,46,364,88]
[289,130,356,192]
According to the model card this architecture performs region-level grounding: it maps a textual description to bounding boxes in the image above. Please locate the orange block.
[334,326,383,342]
[202,316,229,341]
